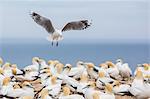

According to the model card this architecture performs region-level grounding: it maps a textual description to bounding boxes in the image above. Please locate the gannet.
[129,70,150,99]
[62,64,72,75]
[96,71,114,89]
[105,61,121,80]
[30,12,91,46]
[47,60,59,75]
[112,80,131,96]
[59,86,84,99]
[38,89,52,99]
[85,63,99,79]
[67,61,86,79]
[3,62,13,77]
[116,59,132,80]
[45,76,62,97]
[24,57,40,71]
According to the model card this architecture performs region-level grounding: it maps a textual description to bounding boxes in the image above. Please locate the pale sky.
[0,0,149,43]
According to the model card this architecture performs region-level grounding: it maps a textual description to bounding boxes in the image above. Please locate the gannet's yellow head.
[41,89,49,99]
[3,77,11,86]
[135,70,143,79]
[53,60,59,66]
[63,86,70,96]
[3,62,11,69]
[47,60,53,65]
[13,83,21,89]
[143,63,149,70]
[99,63,108,69]
[113,80,120,87]
[11,64,17,68]
[0,57,3,65]
[80,73,88,82]
[105,83,113,93]
[55,63,64,74]
[32,57,39,63]
[106,61,115,68]
[22,81,32,88]
[98,71,105,78]
[12,68,17,75]
[89,81,96,88]
[0,68,4,74]
[87,63,94,69]
[92,92,100,99]
[51,76,57,85]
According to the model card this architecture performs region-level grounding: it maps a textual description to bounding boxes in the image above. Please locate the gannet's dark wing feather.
[62,20,91,32]
[31,12,55,34]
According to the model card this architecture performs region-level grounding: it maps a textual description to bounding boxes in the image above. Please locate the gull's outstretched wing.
[62,20,91,32]
[30,12,55,34]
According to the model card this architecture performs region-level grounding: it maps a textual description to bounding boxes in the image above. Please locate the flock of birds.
[0,57,149,99]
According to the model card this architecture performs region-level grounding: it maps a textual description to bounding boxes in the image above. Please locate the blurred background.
[0,0,149,70]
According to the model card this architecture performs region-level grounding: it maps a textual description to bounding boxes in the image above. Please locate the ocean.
[0,42,149,71]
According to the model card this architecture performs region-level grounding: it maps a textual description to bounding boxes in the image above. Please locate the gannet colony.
[0,57,149,99]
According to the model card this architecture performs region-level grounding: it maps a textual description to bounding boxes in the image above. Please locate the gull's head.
[0,57,3,65]
[99,63,108,69]
[3,77,11,86]
[0,68,4,74]
[63,86,70,96]
[98,71,105,78]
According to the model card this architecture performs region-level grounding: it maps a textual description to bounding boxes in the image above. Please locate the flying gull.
[30,12,92,46]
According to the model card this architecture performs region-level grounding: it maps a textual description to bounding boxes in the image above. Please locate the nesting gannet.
[47,60,59,75]
[67,61,86,79]
[105,61,121,80]
[96,71,114,89]
[45,76,62,98]
[30,12,91,46]
[55,63,64,75]
[77,71,89,94]
[24,57,40,71]
[129,70,150,99]
[85,63,99,79]
[112,80,131,96]
[38,89,52,99]
[62,64,72,75]
[116,59,132,80]
[59,86,84,99]
[11,64,24,76]
[3,62,13,77]
[84,81,103,99]
[39,58,49,69]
